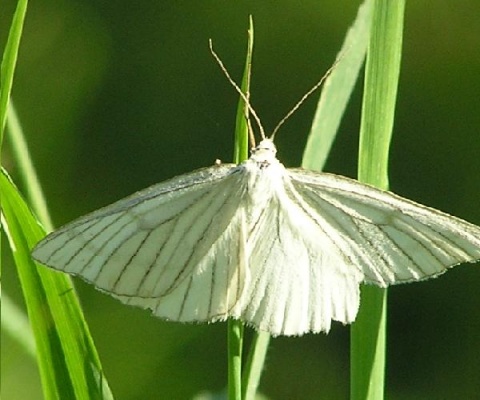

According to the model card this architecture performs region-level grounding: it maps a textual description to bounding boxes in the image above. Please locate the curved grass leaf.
[302,0,373,172]
[1,168,113,400]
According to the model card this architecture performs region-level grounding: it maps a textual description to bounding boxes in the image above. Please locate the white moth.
[32,137,480,336]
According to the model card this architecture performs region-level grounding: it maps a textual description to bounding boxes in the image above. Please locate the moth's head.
[250,138,277,164]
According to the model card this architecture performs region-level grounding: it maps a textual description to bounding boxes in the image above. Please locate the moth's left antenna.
[209,39,265,145]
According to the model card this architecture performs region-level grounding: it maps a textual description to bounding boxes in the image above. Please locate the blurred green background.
[2,1,479,399]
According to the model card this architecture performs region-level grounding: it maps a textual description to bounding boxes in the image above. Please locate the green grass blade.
[1,168,114,399]
[356,0,404,188]
[228,17,254,400]
[233,15,254,163]
[241,331,270,400]
[7,103,53,229]
[3,68,113,398]
[228,319,244,400]
[0,0,28,141]
[350,1,406,399]
[1,180,73,399]
[2,3,111,397]
[302,0,373,172]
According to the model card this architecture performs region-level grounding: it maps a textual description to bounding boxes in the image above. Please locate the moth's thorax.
[250,138,278,165]
[246,139,284,181]
[243,139,287,213]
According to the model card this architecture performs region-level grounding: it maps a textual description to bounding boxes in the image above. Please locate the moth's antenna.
[209,39,266,143]
[270,54,345,140]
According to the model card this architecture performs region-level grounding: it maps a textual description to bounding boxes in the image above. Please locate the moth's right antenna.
[209,39,266,145]
[270,53,345,140]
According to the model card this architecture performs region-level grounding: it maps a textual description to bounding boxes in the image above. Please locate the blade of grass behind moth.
[351,1,405,399]
[1,168,113,399]
[302,0,373,171]
[1,0,28,288]
[228,16,254,400]
[7,103,53,229]
[241,331,270,400]
[233,15,254,163]
[4,26,113,394]
[234,16,272,400]
[0,0,27,140]
[2,177,72,399]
